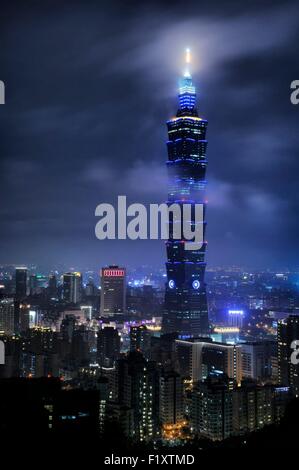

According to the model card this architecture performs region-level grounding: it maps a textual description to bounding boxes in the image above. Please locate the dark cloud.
[0,0,299,269]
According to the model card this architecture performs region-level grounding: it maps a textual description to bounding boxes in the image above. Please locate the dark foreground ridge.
[0,377,298,451]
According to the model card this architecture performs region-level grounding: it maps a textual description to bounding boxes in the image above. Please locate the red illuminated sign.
[103,269,125,277]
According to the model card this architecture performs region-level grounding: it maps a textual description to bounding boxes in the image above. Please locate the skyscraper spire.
[184,48,191,78]
[178,48,197,116]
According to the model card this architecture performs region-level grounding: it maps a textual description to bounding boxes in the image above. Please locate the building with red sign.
[100,266,126,317]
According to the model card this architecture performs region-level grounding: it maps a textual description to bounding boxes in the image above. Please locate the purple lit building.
[162,51,209,337]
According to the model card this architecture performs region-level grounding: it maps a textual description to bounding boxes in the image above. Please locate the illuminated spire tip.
[185,48,191,64]
[184,48,191,78]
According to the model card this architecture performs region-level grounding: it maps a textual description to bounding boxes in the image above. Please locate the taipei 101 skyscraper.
[162,50,209,338]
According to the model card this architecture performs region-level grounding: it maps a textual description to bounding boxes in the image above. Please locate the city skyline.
[1,0,299,453]
[1,0,299,270]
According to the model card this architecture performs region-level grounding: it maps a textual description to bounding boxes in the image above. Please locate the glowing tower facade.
[162,50,209,337]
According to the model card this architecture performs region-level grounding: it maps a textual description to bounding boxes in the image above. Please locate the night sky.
[0,0,299,270]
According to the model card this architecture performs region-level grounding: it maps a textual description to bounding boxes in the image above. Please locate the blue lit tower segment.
[162,50,209,338]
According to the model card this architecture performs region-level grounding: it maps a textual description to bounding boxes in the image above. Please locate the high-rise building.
[62,272,82,304]
[175,338,242,384]
[150,332,178,367]
[117,351,159,441]
[175,338,207,381]
[191,377,279,440]
[15,267,27,300]
[48,274,58,298]
[19,302,30,333]
[191,376,234,441]
[100,266,126,317]
[162,50,209,337]
[11,298,31,335]
[24,326,57,354]
[130,324,151,358]
[60,314,76,343]
[201,342,242,384]
[233,381,274,434]
[85,279,96,297]
[241,341,276,381]
[0,298,15,335]
[105,402,134,438]
[71,327,90,367]
[278,315,299,397]
[20,327,59,377]
[0,336,21,377]
[159,370,184,426]
[29,274,47,296]
[97,326,121,367]
[80,305,92,321]
[19,352,46,378]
